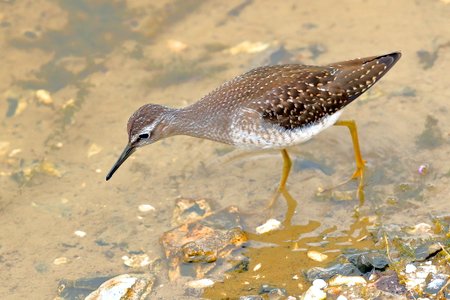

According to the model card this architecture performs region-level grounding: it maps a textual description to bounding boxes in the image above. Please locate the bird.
[106,52,401,203]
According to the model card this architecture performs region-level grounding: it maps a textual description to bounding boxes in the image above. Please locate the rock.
[405,264,417,274]
[57,276,113,299]
[303,283,326,300]
[306,263,361,281]
[166,39,188,53]
[171,198,212,226]
[328,275,367,286]
[35,89,53,105]
[346,251,389,273]
[226,41,270,55]
[121,254,153,268]
[312,279,327,289]
[161,205,247,280]
[256,218,281,234]
[85,273,154,300]
[258,284,286,299]
[186,278,215,289]
[53,257,68,265]
[87,143,103,158]
[307,250,328,262]
[74,230,87,238]
[253,263,262,271]
[138,204,155,213]
[374,270,407,295]
[239,296,263,300]
[414,242,442,261]
[424,273,449,294]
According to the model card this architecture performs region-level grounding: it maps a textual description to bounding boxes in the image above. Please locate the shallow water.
[1,0,450,298]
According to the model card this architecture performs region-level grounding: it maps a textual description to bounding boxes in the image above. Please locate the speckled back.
[175,52,401,147]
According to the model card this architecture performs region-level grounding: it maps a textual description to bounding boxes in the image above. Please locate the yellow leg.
[334,120,365,201]
[267,149,292,208]
[279,149,292,190]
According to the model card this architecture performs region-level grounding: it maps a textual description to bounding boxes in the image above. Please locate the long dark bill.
[105,144,136,181]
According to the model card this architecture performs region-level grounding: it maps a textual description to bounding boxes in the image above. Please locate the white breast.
[230,111,343,149]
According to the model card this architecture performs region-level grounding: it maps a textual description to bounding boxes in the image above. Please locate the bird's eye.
[139,133,149,139]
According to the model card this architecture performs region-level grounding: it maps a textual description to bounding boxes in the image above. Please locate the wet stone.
[414,242,442,261]
[424,273,449,295]
[239,296,264,300]
[306,263,361,281]
[374,270,407,295]
[258,284,286,298]
[171,198,212,226]
[228,255,250,273]
[57,276,116,300]
[161,205,247,280]
[84,273,154,300]
[346,251,389,273]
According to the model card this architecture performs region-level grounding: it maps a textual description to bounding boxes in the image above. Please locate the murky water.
[1,0,450,299]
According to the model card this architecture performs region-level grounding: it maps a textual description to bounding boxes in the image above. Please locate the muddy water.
[1,0,450,299]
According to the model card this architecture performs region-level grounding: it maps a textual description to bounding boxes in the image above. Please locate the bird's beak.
[106,144,136,181]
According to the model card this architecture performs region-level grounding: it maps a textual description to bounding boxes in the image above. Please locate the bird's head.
[106,104,173,180]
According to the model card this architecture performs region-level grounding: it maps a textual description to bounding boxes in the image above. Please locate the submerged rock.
[239,296,264,300]
[374,270,407,295]
[345,250,389,273]
[414,242,443,261]
[171,198,212,227]
[161,205,247,280]
[306,263,361,281]
[258,284,286,299]
[303,278,327,300]
[85,273,154,300]
[424,273,449,295]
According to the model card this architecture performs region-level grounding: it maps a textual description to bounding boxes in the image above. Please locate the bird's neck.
[165,104,231,144]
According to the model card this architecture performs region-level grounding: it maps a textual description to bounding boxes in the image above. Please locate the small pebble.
[418,163,430,175]
[35,89,53,105]
[226,41,270,55]
[405,264,417,274]
[0,141,10,157]
[307,250,328,262]
[9,148,22,157]
[312,279,327,289]
[253,263,262,271]
[122,254,151,268]
[87,143,102,158]
[427,278,446,293]
[138,204,155,212]
[53,257,68,265]
[256,218,281,234]
[303,285,326,300]
[74,230,86,238]
[187,278,214,288]
[328,275,366,286]
[167,39,188,53]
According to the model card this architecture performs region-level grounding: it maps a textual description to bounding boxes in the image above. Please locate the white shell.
[85,273,154,300]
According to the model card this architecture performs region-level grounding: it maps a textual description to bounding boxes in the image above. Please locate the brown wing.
[254,52,401,130]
